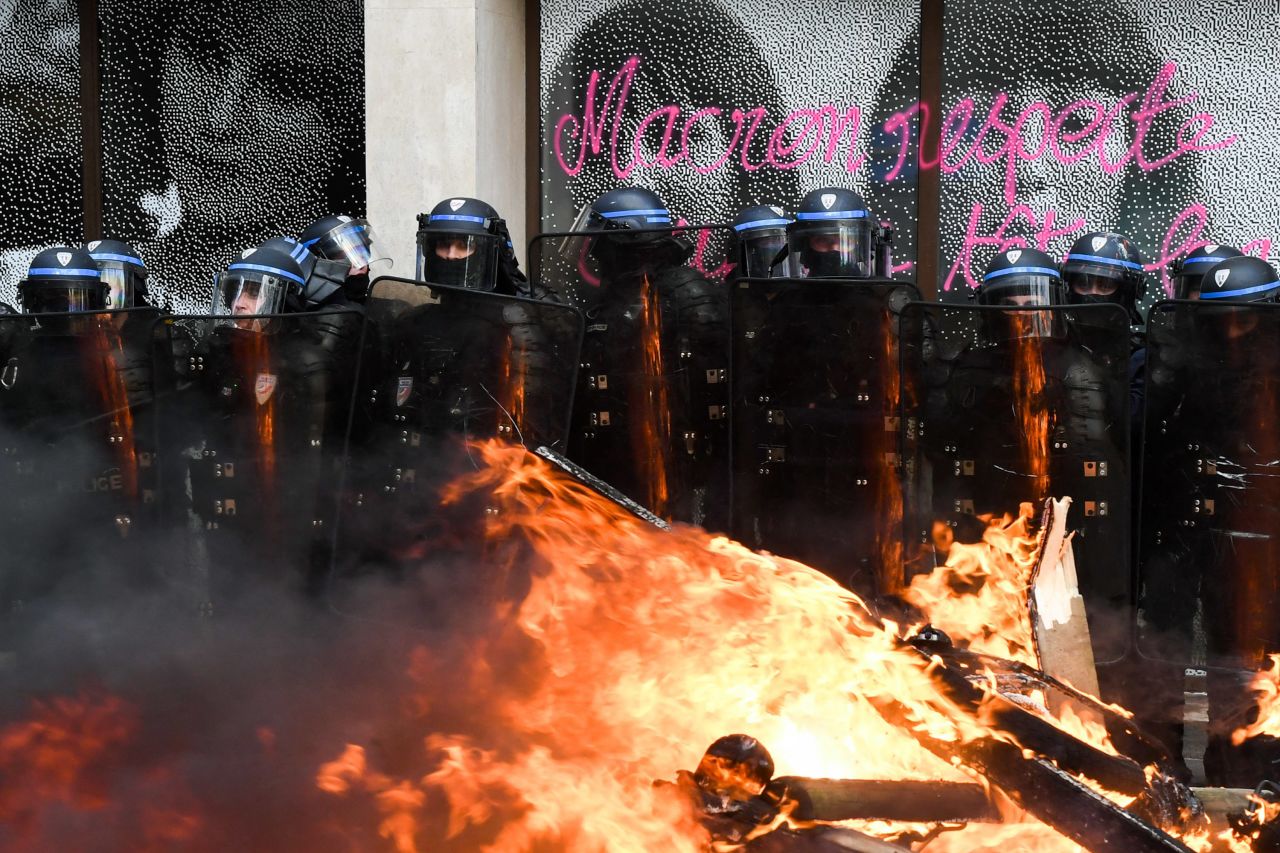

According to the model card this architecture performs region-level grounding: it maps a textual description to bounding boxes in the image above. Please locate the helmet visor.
[98,265,137,309]
[23,285,104,314]
[738,230,789,279]
[977,273,1065,307]
[788,221,873,279]
[211,271,290,330]
[313,220,390,273]
[418,233,499,291]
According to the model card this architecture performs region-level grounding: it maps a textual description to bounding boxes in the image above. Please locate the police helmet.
[732,204,791,279]
[1061,232,1146,322]
[1198,256,1280,303]
[19,246,107,313]
[211,246,307,327]
[86,239,148,309]
[1170,244,1243,300]
[415,197,503,291]
[787,187,876,279]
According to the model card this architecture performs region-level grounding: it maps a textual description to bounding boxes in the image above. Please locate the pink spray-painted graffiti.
[550,56,1257,295]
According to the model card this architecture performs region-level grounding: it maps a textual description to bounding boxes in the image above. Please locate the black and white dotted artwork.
[939,0,1280,306]
[98,0,366,311]
[540,0,922,284]
[0,0,83,306]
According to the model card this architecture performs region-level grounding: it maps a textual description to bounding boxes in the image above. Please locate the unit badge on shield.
[1091,236,1108,252]
[255,372,278,405]
[396,375,414,407]
[820,193,837,210]
[1214,269,1230,289]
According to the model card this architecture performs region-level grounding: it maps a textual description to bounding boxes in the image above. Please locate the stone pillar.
[364,0,527,277]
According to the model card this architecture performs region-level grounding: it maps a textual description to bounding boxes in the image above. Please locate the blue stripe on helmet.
[28,267,102,278]
[795,209,868,220]
[600,208,669,219]
[1200,279,1280,300]
[733,217,791,232]
[1065,253,1144,272]
[1184,254,1232,265]
[289,245,310,261]
[430,213,490,225]
[645,216,671,224]
[983,265,1061,282]
[301,237,322,247]
[88,251,145,267]
[228,262,306,286]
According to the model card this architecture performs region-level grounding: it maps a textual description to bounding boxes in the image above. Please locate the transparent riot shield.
[899,302,1132,663]
[0,308,164,619]
[731,277,921,595]
[528,224,733,528]
[1137,300,1280,672]
[360,276,584,449]
[329,277,583,611]
[149,310,367,612]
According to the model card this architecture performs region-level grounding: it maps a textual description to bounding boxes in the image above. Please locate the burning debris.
[1,442,1278,852]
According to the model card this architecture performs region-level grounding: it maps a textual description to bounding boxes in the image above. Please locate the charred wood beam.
[533,446,670,528]
[910,644,1153,797]
[866,650,1197,852]
[952,736,1195,853]
[934,645,1178,774]
[769,777,997,823]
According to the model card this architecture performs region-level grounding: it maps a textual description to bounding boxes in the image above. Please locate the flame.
[633,275,671,516]
[875,309,904,593]
[1010,320,1051,497]
[500,336,527,437]
[230,332,276,503]
[84,318,139,501]
[0,690,203,850]
[1233,653,1280,744]
[318,442,1171,851]
[905,506,1039,666]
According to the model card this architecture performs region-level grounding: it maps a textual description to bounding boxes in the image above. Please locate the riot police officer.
[786,188,890,279]
[1170,244,1242,300]
[86,239,152,309]
[1,247,155,621]
[17,246,107,313]
[1062,232,1146,325]
[172,245,351,602]
[416,197,555,300]
[921,247,1128,633]
[730,204,791,279]
[567,186,729,526]
[1137,255,1280,783]
[299,214,389,303]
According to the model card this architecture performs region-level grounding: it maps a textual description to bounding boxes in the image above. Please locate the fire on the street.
[0,442,1274,851]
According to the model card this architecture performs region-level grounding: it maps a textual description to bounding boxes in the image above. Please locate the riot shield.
[730,277,920,595]
[329,278,583,603]
[0,308,163,618]
[1137,300,1280,672]
[529,224,733,527]
[149,310,367,611]
[899,302,1132,662]
[361,276,584,449]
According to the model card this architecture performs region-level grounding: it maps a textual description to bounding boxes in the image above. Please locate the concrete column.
[365,0,527,276]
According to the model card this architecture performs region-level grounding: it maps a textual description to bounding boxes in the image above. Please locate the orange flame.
[84,319,139,501]
[1010,320,1051,497]
[905,507,1039,666]
[318,443,1182,851]
[230,332,276,503]
[1233,653,1280,745]
[501,336,527,438]
[633,275,671,516]
[875,311,904,593]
